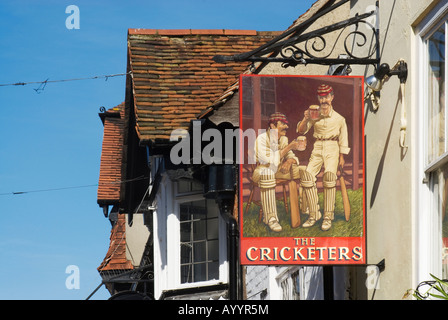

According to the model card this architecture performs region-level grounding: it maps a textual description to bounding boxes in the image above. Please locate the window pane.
[180,222,192,242]
[179,199,220,284]
[179,204,191,221]
[208,262,219,281]
[207,218,219,240]
[181,265,192,283]
[193,241,206,262]
[260,76,274,89]
[194,263,207,282]
[191,201,207,217]
[262,89,275,103]
[242,76,253,116]
[208,239,219,261]
[177,179,203,194]
[181,243,192,264]
[427,24,446,163]
[194,220,206,240]
[207,199,218,218]
[260,77,276,117]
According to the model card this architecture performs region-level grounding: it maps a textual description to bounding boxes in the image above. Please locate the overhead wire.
[0,175,148,196]
[0,69,140,298]
[0,71,132,93]
[0,184,99,196]
[0,70,136,195]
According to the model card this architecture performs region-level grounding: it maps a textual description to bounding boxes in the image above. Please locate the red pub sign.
[239,75,366,265]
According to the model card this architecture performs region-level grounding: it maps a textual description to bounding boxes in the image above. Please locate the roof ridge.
[128,28,282,36]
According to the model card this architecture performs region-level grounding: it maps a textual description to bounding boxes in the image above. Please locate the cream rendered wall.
[349,0,436,300]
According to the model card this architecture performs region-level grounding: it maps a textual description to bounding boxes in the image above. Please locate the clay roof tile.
[97,103,125,205]
[127,29,282,142]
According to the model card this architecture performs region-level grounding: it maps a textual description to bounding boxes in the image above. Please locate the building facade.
[94,0,448,300]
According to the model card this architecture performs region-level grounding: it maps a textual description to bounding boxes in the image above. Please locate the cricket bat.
[289,179,301,228]
[339,165,350,221]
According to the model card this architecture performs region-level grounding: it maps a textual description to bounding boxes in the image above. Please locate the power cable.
[0,184,99,196]
[0,175,148,196]
[0,71,132,93]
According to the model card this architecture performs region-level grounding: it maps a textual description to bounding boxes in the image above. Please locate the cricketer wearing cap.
[253,112,301,232]
[297,84,350,231]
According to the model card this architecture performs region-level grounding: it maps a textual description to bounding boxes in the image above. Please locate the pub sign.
[239,75,366,265]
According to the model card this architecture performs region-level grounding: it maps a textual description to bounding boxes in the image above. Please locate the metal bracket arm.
[213,2,379,67]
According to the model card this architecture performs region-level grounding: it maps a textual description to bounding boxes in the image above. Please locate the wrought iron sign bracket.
[213,0,380,69]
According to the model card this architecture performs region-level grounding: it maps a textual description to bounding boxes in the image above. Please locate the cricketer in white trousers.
[252,129,300,229]
[298,108,350,230]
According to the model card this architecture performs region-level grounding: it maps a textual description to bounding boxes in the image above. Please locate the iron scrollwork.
[278,14,379,68]
[213,0,380,68]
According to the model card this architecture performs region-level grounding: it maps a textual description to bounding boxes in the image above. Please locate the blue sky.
[0,0,316,300]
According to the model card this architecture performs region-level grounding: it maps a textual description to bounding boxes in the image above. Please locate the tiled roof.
[97,213,133,272]
[127,29,282,142]
[97,103,125,205]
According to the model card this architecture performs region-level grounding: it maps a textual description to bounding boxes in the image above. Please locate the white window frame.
[153,174,228,298]
[413,1,448,287]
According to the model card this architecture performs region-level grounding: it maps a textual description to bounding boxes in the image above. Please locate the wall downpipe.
[218,197,240,300]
